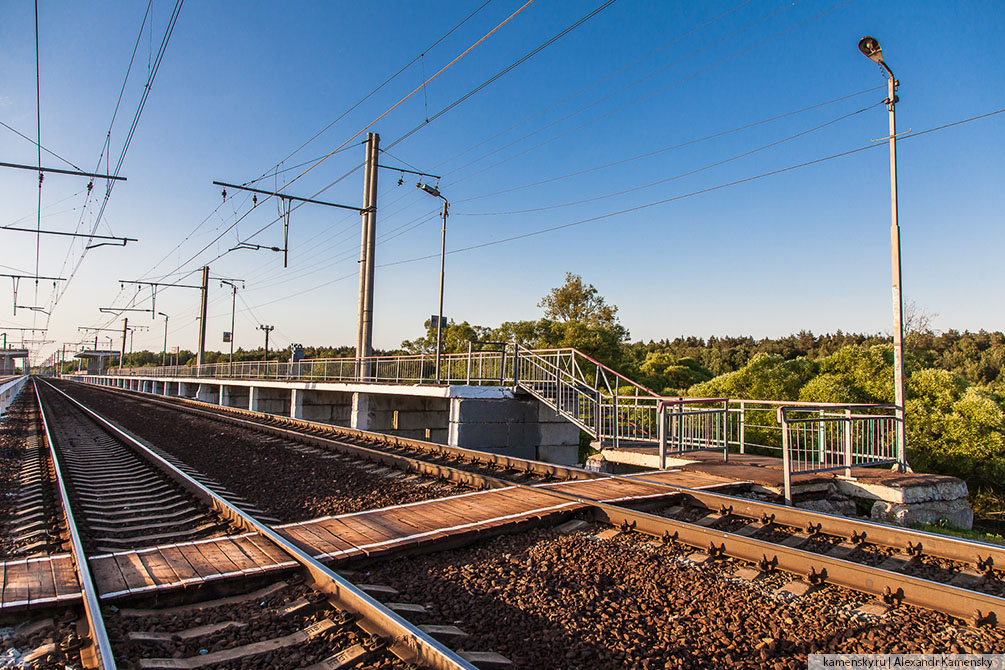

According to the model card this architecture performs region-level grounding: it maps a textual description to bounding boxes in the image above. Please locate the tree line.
[59,273,1005,498]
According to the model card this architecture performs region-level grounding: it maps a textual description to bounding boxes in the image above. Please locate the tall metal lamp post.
[158,312,169,367]
[416,182,449,383]
[859,36,908,471]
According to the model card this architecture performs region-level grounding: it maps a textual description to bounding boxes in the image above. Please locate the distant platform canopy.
[74,350,120,359]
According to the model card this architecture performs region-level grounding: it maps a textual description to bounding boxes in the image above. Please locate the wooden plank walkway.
[0,554,80,609]
[0,469,736,607]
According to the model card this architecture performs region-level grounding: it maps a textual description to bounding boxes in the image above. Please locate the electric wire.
[441,0,803,181]
[129,1,494,293]
[371,108,1005,267]
[447,0,855,188]
[33,0,42,318]
[265,0,495,174]
[461,101,881,216]
[383,0,620,152]
[455,85,884,204]
[49,0,182,315]
[153,0,539,284]
[433,0,756,172]
[49,0,155,297]
[0,120,84,172]
[228,0,619,255]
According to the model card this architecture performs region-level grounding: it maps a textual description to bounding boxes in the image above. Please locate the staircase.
[510,345,662,449]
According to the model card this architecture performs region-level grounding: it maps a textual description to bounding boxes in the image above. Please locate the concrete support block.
[221,385,249,409]
[196,383,221,404]
[293,390,352,425]
[537,444,580,466]
[448,396,537,460]
[871,499,974,530]
[291,389,304,419]
[248,385,290,416]
[151,381,163,395]
[179,382,197,398]
[351,392,373,431]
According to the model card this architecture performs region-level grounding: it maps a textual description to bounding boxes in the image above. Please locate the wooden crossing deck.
[0,469,737,609]
[0,554,80,609]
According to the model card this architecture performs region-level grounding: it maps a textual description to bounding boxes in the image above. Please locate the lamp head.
[416,182,441,199]
[858,36,884,64]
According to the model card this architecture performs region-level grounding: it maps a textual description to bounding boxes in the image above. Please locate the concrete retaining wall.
[74,375,586,466]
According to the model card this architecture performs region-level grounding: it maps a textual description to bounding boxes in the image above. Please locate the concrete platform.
[587,447,973,529]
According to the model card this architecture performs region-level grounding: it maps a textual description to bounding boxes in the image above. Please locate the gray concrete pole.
[230,284,236,367]
[197,265,209,365]
[119,318,128,369]
[356,133,379,380]
[435,199,448,383]
[887,74,908,470]
[162,315,168,367]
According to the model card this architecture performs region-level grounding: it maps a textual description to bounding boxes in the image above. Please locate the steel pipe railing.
[92,348,907,494]
[777,403,900,505]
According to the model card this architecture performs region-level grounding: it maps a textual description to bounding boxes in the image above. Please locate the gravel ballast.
[58,383,468,522]
[362,524,1005,670]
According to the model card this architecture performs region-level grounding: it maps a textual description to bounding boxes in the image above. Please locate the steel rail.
[33,380,118,669]
[70,380,1005,573]
[76,380,598,482]
[60,381,1005,627]
[577,500,1003,628]
[134,393,1005,627]
[669,487,1005,570]
[37,379,475,670]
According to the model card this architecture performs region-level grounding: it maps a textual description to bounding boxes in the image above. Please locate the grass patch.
[912,520,1005,546]
[578,430,599,465]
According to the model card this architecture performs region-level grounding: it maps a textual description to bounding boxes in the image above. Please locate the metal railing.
[97,350,515,386]
[777,403,900,505]
[91,348,907,494]
[657,398,730,469]
[512,345,663,449]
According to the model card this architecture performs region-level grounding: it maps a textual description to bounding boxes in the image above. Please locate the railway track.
[13,378,511,669]
[56,380,1005,631]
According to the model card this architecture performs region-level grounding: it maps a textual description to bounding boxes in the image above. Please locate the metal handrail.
[89,349,907,488]
[777,403,901,505]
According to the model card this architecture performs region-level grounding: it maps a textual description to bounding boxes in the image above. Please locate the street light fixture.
[859,35,908,471]
[416,182,449,383]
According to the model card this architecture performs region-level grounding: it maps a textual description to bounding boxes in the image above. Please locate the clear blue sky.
[2,0,1003,363]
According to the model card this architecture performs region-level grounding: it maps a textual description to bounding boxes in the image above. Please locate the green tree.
[637,352,712,395]
[687,352,816,401]
[401,320,492,355]
[538,272,623,330]
[906,368,1005,488]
